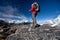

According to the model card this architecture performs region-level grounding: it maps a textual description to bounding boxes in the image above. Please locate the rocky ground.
[0,22,60,40]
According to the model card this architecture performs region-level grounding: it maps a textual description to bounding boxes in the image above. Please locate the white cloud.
[2,14,26,19]
[0,6,29,23]
[0,18,5,20]
[0,6,17,15]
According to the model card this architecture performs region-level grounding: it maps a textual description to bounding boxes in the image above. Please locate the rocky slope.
[0,20,60,40]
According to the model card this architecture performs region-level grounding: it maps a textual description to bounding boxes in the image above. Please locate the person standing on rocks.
[29,2,40,27]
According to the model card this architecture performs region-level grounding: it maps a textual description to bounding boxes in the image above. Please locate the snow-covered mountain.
[53,15,60,26]
[38,20,53,25]
[0,14,60,27]
[39,15,60,27]
[8,19,29,23]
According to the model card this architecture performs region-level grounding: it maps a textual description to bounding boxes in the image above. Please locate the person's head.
[32,2,40,12]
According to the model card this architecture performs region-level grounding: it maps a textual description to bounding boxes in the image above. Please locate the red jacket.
[29,4,37,15]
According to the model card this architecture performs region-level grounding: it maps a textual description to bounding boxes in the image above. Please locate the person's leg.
[32,14,36,27]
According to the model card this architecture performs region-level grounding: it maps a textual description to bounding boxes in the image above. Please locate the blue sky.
[0,0,60,22]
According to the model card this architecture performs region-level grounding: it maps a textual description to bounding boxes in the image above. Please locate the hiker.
[29,2,40,27]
